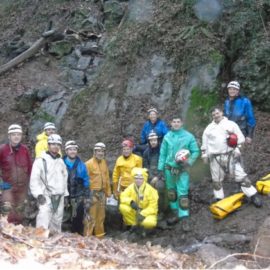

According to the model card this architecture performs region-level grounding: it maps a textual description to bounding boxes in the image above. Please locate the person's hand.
[245,137,252,144]
[150,177,158,186]
[113,191,119,200]
[64,197,69,207]
[130,200,139,210]
[201,152,208,164]
[37,194,46,205]
[84,198,92,211]
[137,213,145,223]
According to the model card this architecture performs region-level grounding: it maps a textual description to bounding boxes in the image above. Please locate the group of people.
[0,80,262,239]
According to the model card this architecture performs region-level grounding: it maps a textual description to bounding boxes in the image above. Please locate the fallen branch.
[0,30,62,76]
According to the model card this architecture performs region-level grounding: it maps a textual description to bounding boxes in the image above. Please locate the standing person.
[63,141,90,235]
[30,134,68,233]
[201,107,262,207]
[113,140,142,199]
[119,167,158,236]
[158,117,199,231]
[141,108,169,145]
[35,122,57,158]
[143,131,166,218]
[85,142,111,238]
[0,124,32,224]
[224,81,256,144]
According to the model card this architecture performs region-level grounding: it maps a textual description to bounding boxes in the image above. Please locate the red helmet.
[122,139,134,148]
[227,133,238,148]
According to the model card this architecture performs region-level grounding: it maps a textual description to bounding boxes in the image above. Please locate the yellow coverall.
[119,168,158,229]
[85,157,111,237]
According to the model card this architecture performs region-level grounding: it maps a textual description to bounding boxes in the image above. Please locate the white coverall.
[201,117,257,199]
[30,152,68,232]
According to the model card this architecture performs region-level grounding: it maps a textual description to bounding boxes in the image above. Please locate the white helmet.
[175,149,190,163]
[148,131,158,140]
[65,140,78,150]
[227,81,240,90]
[147,107,158,114]
[8,124,23,134]
[43,122,56,130]
[48,134,62,145]
[94,142,106,150]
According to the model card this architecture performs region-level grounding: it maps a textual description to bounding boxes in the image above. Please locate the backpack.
[209,193,245,220]
[256,174,270,195]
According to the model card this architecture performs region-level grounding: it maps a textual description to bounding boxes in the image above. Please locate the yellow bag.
[209,193,245,220]
[256,173,270,195]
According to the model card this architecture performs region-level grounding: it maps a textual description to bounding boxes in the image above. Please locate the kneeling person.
[119,167,158,233]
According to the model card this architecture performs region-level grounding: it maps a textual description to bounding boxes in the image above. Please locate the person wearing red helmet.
[112,139,142,199]
[201,107,262,207]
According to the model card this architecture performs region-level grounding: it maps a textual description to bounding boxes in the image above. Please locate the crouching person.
[63,141,90,235]
[30,134,68,234]
[119,167,158,237]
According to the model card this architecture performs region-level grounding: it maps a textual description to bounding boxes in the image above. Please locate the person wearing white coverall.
[201,107,262,207]
[30,134,68,233]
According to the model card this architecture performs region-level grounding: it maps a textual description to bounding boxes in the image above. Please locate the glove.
[130,200,139,210]
[201,152,208,164]
[0,181,12,190]
[37,194,46,205]
[137,213,145,223]
[150,176,158,186]
[84,198,92,211]
[113,182,120,200]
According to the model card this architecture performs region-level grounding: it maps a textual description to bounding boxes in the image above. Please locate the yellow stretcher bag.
[256,173,270,195]
[209,193,245,220]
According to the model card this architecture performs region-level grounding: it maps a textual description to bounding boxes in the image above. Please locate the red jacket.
[0,143,32,187]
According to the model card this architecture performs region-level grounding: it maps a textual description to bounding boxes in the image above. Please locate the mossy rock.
[49,40,73,58]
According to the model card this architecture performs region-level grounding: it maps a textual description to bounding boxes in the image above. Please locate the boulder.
[49,40,73,58]
[104,1,125,29]
[251,217,270,268]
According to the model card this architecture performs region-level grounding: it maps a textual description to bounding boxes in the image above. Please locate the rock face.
[252,217,270,268]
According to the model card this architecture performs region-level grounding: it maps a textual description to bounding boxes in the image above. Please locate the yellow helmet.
[131,167,148,182]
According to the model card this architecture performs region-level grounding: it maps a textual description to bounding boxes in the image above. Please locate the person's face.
[135,176,144,187]
[48,143,61,155]
[66,147,78,159]
[149,138,158,148]
[212,109,223,123]
[45,128,56,136]
[95,149,105,160]
[9,133,22,146]
[122,146,132,157]
[228,87,239,99]
[149,112,158,123]
[171,118,182,130]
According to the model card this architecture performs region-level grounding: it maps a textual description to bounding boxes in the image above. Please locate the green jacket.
[158,128,200,170]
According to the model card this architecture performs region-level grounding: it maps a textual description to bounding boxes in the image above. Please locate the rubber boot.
[181,217,191,232]
[250,193,263,208]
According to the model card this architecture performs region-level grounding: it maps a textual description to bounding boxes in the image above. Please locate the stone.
[49,40,73,58]
[68,70,87,86]
[251,217,270,268]
[15,90,36,113]
[36,86,56,101]
[104,0,125,29]
[77,56,92,70]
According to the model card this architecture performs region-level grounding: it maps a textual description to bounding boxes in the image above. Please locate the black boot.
[167,216,179,226]
[250,193,263,208]
[181,217,191,232]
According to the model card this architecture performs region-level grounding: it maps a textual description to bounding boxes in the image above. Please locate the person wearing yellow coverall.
[113,140,142,199]
[119,167,158,235]
[35,122,57,158]
[85,142,111,238]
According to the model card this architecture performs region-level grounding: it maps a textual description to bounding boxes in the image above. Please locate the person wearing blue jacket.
[63,140,90,235]
[224,81,256,144]
[158,117,200,231]
[141,107,169,145]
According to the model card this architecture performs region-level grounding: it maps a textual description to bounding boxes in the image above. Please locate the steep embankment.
[0,0,270,268]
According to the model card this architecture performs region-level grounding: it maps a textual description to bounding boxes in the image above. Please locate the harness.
[42,159,62,213]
